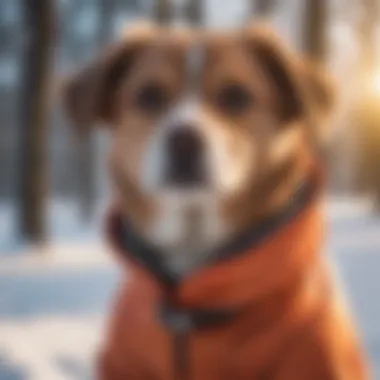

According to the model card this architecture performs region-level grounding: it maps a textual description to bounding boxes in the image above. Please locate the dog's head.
[63,23,335,273]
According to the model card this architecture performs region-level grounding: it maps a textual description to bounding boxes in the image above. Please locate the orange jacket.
[100,184,369,380]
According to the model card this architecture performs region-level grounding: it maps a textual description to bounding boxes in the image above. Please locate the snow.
[0,197,380,379]
[0,317,103,380]
[0,210,119,380]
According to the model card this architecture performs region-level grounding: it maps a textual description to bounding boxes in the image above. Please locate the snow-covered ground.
[0,197,380,379]
[0,241,119,380]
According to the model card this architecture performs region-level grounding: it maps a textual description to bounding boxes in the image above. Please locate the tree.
[153,0,173,24]
[185,0,204,26]
[360,0,378,73]
[251,0,276,18]
[354,0,380,208]
[303,0,328,62]
[18,0,56,243]
[76,0,117,222]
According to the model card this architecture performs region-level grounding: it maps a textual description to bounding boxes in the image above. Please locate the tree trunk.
[185,0,204,26]
[18,0,55,243]
[303,0,327,62]
[76,0,116,222]
[252,0,275,17]
[360,0,378,73]
[153,0,172,24]
[98,0,116,45]
[356,0,380,206]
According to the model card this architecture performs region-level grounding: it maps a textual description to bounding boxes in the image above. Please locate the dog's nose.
[165,126,205,186]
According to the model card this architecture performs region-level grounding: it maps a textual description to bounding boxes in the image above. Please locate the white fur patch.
[140,97,232,273]
[138,44,255,273]
[148,190,228,275]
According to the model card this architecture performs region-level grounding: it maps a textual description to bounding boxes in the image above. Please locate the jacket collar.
[106,174,324,311]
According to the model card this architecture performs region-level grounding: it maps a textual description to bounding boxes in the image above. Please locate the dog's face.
[64,24,335,273]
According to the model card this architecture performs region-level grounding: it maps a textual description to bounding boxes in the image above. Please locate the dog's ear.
[247,26,305,123]
[246,26,337,142]
[62,23,155,131]
[62,43,139,130]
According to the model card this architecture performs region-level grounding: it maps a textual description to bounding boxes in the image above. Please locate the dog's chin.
[140,186,231,275]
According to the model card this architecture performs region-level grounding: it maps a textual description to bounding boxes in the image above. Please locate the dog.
[63,23,369,380]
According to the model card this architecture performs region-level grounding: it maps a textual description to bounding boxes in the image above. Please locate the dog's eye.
[135,83,169,113]
[216,84,253,115]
